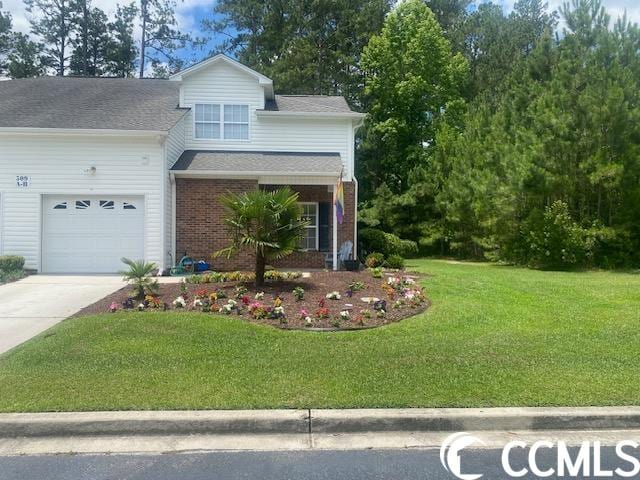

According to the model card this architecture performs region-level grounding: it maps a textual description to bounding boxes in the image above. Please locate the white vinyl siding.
[299,202,319,251]
[0,134,164,271]
[179,61,353,177]
[165,116,186,268]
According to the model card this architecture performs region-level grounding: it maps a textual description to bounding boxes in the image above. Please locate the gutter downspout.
[170,172,176,269]
[352,116,365,262]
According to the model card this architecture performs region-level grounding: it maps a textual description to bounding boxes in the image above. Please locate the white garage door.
[42,195,144,273]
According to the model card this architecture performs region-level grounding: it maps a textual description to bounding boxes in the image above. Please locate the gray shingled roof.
[172,150,343,175]
[0,77,186,131]
[264,95,352,113]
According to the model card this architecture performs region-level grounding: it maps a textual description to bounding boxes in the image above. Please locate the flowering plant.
[240,295,251,306]
[326,291,341,300]
[292,286,305,301]
[109,302,119,313]
[137,303,145,311]
[172,296,186,308]
[144,295,162,308]
[270,305,285,322]
[315,307,330,319]
[195,288,208,299]
[339,310,350,320]
[235,286,248,298]
[219,299,238,315]
[255,291,265,300]
[373,299,387,312]
[248,301,268,319]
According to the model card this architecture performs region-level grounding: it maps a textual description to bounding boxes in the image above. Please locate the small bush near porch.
[0,259,639,412]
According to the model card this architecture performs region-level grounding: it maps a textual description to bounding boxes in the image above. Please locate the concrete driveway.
[0,275,125,354]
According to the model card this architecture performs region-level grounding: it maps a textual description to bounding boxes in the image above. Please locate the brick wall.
[175,178,257,271]
[175,179,356,270]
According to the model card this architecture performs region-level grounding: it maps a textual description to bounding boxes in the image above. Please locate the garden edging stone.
[3,407,640,438]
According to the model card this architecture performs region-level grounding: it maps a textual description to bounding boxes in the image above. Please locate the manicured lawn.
[0,259,639,412]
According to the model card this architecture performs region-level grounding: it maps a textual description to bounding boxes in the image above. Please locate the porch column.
[332,185,338,271]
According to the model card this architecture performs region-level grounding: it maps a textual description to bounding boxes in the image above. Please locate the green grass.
[1,259,639,412]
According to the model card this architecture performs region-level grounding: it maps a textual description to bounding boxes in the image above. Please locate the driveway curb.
[2,407,640,438]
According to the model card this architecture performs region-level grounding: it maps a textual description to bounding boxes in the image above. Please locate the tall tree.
[358,0,467,193]
[0,2,12,75]
[7,32,46,78]
[24,0,78,75]
[205,0,392,106]
[460,0,557,101]
[70,6,110,75]
[106,3,138,77]
[139,0,191,78]
[431,0,640,267]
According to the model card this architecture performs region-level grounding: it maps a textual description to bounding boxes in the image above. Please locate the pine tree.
[7,32,46,78]
[24,0,79,75]
[139,0,191,78]
[70,6,110,75]
[0,1,12,75]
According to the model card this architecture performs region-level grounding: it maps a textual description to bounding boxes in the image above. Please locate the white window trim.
[193,102,221,140]
[193,103,250,142]
[299,201,319,251]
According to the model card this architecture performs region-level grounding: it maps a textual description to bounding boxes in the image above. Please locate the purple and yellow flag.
[334,171,344,225]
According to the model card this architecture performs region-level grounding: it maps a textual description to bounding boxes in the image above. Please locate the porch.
[170,151,357,271]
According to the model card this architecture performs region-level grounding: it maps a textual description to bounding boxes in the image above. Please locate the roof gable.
[169,54,274,99]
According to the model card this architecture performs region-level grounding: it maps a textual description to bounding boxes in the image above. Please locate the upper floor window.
[194,103,249,140]
[223,105,249,140]
[194,104,220,139]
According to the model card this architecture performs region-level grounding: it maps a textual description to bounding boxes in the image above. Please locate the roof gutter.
[0,127,169,137]
[255,110,365,119]
[171,170,341,178]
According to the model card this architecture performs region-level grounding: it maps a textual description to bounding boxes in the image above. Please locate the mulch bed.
[75,270,430,330]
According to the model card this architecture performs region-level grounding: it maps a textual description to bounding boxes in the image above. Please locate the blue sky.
[3,0,640,66]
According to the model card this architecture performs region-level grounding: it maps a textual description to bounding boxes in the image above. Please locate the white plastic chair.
[324,241,353,269]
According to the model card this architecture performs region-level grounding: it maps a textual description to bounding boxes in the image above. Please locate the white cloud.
[497,0,640,24]
[2,0,214,37]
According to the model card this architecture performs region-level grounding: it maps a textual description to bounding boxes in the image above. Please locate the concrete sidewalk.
[2,407,640,456]
[0,275,125,354]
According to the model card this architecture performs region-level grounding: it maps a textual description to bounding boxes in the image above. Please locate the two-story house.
[0,55,364,274]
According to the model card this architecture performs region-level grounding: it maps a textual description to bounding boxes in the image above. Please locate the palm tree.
[215,187,309,287]
[120,257,159,299]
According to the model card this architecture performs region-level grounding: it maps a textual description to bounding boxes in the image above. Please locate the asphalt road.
[1,447,637,480]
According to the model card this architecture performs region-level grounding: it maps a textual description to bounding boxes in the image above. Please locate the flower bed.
[76,270,430,330]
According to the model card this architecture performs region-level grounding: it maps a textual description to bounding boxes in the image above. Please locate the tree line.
[1,0,638,268]
[0,0,195,78]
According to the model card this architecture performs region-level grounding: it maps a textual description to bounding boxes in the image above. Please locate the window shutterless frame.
[193,103,250,141]
[299,202,319,251]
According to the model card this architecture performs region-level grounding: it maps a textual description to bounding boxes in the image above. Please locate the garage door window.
[53,202,67,209]
[75,200,91,209]
[100,200,115,209]
[123,202,137,210]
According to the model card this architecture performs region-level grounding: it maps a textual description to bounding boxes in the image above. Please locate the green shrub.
[0,269,25,283]
[365,252,385,268]
[523,201,595,269]
[0,255,25,272]
[385,254,405,269]
[359,228,418,258]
